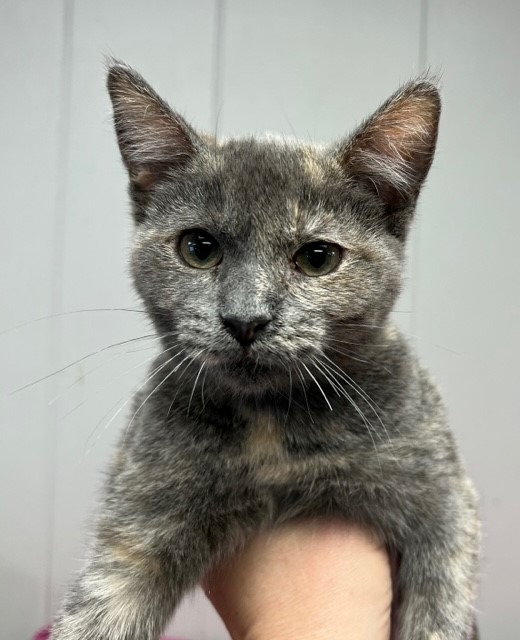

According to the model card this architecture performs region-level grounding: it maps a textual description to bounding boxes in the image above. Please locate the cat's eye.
[178,230,223,269]
[293,241,342,277]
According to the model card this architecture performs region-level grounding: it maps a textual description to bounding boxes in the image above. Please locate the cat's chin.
[208,356,289,396]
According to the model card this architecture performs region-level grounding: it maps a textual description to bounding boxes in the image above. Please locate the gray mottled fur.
[51,63,480,640]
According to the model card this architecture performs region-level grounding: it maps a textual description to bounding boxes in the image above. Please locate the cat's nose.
[220,314,272,346]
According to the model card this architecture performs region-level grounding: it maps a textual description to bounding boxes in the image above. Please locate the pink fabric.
[34,626,186,640]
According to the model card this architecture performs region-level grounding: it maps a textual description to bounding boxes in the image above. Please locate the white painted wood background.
[1,0,519,637]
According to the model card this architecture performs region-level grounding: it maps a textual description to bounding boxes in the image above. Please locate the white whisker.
[62,342,182,420]
[84,348,183,456]
[12,333,162,394]
[200,366,208,410]
[301,362,333,411]
[319,353,398,449]
[166,351,205,417]
[0,306,147,337]
[187,358,207,417]
[311,356,380,462]
[295,365,314,425]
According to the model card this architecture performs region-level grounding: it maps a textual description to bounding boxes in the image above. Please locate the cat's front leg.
[51,511,218,640]
[397,479,480,640]
[51,457,260,640]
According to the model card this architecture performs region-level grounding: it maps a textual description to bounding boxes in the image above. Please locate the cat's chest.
[236,408,377,489]
[244,414,296,486]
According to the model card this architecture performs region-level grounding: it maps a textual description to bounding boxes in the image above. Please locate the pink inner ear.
[362,94,439,167]
[122,103,196,184]
[133,167,161,190]
[134,168,155,189]
[109,66,197,177]
[342,87,440,209]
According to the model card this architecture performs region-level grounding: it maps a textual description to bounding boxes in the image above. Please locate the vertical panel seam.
[45,0,75,621]
[211,0,225,135]
[411,0,429,342]
[419,0,429,73]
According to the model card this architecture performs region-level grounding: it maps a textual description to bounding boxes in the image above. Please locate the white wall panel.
[0,0,64,636]
[418,1,520,636]
[220,0,422,138]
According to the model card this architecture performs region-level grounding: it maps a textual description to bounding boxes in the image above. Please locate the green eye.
[178,230,223,269]
[294,241,342,276]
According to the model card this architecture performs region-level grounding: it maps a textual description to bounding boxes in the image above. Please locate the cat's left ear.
[337,79,440,236]
[107,62,203,193]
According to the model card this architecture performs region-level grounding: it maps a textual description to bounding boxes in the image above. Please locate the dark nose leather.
[221,315,272,346]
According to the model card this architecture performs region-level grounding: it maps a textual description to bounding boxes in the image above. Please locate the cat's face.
[107,64,440,395]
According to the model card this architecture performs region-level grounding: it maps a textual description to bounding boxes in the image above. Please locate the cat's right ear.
[107,62,202,198]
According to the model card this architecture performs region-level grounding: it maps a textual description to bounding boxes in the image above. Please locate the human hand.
[203,519,392,640]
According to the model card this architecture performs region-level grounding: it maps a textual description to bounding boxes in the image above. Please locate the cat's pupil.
[306,245,328,268]
[189,235,214,261]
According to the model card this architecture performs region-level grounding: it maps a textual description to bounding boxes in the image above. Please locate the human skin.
[204,519,392,640]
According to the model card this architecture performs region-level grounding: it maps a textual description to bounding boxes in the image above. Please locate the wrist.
[204,519,392,640]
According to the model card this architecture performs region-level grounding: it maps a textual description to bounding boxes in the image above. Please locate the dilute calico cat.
[52,63,480,640]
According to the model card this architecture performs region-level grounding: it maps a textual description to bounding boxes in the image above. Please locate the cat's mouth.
[205,348,290,393]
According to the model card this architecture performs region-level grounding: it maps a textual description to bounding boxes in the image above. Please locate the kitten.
[51,63,480,640]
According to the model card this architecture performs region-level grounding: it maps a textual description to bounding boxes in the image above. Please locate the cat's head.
[107,63,440,396]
